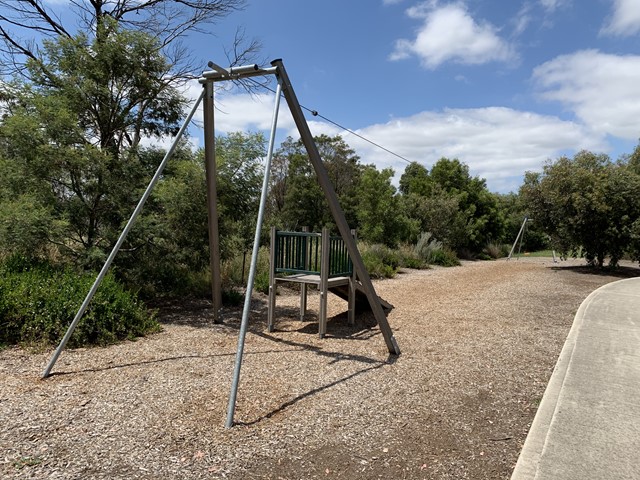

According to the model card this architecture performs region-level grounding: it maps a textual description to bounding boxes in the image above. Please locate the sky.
[184,0,640,193]
[25,1,640,192]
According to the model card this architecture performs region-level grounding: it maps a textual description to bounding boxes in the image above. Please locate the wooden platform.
[267,228,393,339]
[274,273,350,287]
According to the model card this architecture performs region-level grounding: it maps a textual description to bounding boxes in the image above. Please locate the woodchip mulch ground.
[2,257,638,479]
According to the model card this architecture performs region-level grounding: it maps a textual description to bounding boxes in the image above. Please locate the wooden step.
[328,282,394,312]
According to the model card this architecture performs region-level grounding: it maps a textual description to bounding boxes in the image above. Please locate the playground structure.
[40,59,400,428]
[268,227,357,337]
[267,228,393,336]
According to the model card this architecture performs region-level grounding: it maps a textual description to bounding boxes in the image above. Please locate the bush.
[415,232,460,267]
[483,243,502,259]
[396,244,427,269]
[221,247,271,295]
[429,247,461,267]
[359,243,398,279]
[0,257,160,348]
[414,232,440,263]
[482,242,510,259]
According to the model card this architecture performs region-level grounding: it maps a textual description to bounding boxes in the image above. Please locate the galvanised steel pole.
[225,79,283,428]
[42,88,206,378]
[508,216,528,260]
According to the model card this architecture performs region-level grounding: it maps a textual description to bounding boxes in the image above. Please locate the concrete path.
[512,277,640,480]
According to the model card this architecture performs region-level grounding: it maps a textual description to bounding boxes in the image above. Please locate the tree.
[496,192,548,252]
[215,131,266,254]
[521,150,640,267]
[273,135,363,231]
[106,132,265,294]
[356,166,416,247]
[399,158,504,254]
[399,162,431,196]
[627,142,640,176]
[401,183,462,246]
[0,0,252,77]
[0,26,186,267]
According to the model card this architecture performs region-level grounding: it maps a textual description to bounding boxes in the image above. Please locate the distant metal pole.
[42,89,206,378]
[508,216,528,261]
[517,218,527,257]
[226,79,282,428]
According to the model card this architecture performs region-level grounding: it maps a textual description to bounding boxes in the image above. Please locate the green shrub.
[415,232,439,263]
[221,247,271,295]
[253,269,271,295]
[0,257,159,348]
[396,244,427,269]
[221,288,244,306]
[429,247,461,267]
[415,232,460,267]
[482,242,508,259]
[359,243,397,279]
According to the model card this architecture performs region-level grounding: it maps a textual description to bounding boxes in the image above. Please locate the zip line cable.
[247,78,416,167]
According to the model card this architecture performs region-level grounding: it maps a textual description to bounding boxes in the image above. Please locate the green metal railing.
[274,230,352,278]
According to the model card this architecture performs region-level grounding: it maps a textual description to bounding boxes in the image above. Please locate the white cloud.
[533,50,640,139]
[390,1,516,68]
[601,0,640,36]
[139,81,296,152]
[344,107,603,192]
[512,3,532,37]
[211,92,295,134]
[165,81,606,193]
[539,0,569,12]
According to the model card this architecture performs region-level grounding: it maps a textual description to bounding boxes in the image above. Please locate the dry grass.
[1,257,637,479]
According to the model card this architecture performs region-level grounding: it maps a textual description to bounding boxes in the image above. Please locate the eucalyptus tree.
[271,135,363,231]
[398,158,504,253]
[0,24,190,265]
[356,166,416,247]
[0,0,253,76]
[0,0,260,269]
[521,150,640,267]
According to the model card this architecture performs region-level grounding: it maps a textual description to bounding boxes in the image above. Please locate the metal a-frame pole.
[508,216,528,261]
[271,59,400,356]
[225,78,283,428]
[42,89,206,378]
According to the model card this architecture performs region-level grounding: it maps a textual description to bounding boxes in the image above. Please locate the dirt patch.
[1,258,636,479]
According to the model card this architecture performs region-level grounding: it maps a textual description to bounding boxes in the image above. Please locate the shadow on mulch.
[155,296,384,341]
[48,347,301,377]
[551,264,640,279]
[235,360,392,427]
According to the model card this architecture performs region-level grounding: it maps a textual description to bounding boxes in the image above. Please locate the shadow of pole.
[236,356,396,427]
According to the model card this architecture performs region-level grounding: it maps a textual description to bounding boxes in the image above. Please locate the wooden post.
[203,81,222,323]
[319,227,330,337]
[348,229,357,325]
[272,59,400,355]
[267,226,277,332]
[300,226,309,321]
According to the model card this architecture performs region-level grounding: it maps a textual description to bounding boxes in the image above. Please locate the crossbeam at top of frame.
[198,62,278,84]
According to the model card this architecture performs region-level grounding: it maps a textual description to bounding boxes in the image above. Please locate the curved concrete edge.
[511,277,640,480]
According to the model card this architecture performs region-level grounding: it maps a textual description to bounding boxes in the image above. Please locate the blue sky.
[29,1,640,192]
[186,0,640,193]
